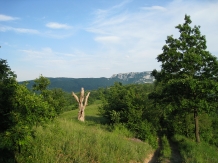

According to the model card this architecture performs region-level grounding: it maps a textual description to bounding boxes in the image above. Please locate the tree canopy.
[149,15,218,143]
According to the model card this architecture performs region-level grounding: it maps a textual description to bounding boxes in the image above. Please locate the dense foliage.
[32,75,69,115]
[0,59,18,161]
[99,82,159,147]
[99,15,218,153]
[149,15,218,144]
[0,60,72,162]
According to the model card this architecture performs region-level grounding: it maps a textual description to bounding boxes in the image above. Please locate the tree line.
[99,15,218,147]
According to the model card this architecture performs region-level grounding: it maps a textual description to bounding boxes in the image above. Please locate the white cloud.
[88,0,218,57]
[13,28,39,34]
[0,25,39,34]
[20,48,55,60]
[141,6,167,11]
[93,0,131,21]
[17,47,106,80]
[46,22,72,29]
[0,25,74,38]
[19,47,94,68]
[0,14,18,21]
[44,31,75,39]
[83,0,218,77]
[95,36,121,43]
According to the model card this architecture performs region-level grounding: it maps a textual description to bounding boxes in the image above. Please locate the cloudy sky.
[1,0,218,81]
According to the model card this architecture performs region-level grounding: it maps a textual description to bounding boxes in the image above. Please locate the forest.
[1,15,218,163]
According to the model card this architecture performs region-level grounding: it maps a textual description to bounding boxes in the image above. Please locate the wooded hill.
[20,71,154,92]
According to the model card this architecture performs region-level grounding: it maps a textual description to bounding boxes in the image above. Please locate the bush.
[0,84,55,155]
[99,82,158,147]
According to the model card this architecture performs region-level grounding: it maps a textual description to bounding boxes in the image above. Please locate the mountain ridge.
[20,71,154,92]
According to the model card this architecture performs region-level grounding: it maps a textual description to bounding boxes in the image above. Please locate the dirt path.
[144,149,159,163]
[169,140,183,163]
[144,153,155,163]
[144,138,183,163]
[144,138,161,163]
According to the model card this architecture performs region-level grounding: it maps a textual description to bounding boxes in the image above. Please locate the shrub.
[99,83,158,148]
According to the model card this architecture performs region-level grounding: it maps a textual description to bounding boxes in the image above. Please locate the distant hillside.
[20,71,154,92]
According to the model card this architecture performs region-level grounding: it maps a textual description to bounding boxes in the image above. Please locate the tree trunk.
[194,109,200,143]
[78,105,85,121]
[72,88,90,122]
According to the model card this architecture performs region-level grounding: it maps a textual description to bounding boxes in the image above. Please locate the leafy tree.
[1,84,55,153]
[149,15,218,142]
[49,88,68,114]
[0,59,17,132]
[32,75,68,115]
[32,74,50,92]
[0,59,17,161]
[0,59,56,162]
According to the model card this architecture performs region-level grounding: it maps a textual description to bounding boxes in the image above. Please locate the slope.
[15,100,154,163]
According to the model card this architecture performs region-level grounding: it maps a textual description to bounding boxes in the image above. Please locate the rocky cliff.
[111,71,154,83]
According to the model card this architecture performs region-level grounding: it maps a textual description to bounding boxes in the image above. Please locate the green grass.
[172,134,218,163]
[13,100,218,162]
[16,100,153,163]
[60,100,107,124]
[159,135,171,162]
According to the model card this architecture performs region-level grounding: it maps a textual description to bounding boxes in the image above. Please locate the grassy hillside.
[16,101,154,163]
[14,99,218,163]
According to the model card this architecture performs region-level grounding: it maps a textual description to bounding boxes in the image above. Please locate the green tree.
[0,59,17,132]
[149,15,218,142]
[0,59,56,162]
[0,59,17,161]
[49,88,67,114]
[33,75,68,115]
[1,84,55,153]
[32,74,50,92]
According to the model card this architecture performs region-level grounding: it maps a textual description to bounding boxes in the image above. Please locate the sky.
[0,0,218,81]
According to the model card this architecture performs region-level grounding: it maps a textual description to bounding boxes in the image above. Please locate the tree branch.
[84,92,90,107]
[72,92,79,103]
[80,87,84,103]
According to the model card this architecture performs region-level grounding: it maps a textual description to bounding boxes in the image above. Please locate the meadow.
[8,99,218,163]
[15,101,154,163]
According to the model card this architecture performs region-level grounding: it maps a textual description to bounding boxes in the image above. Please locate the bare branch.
[84,92,90,107]
[80,87,84,103]
[72,92,79,103]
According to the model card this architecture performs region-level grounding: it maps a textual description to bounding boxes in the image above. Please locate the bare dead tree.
[72,87,90,121]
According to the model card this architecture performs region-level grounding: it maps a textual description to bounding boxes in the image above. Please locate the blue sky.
[1,0,218,81]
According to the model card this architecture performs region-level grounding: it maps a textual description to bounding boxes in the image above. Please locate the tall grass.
[16,101,153,163]
[172,134,218,163]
